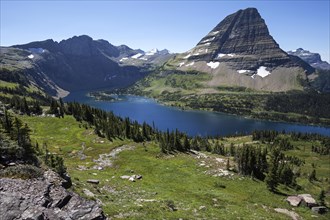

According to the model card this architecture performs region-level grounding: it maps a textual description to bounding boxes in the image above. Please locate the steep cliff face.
[190,8,289,69]
[0,170,106,220]
[165,8,315,92]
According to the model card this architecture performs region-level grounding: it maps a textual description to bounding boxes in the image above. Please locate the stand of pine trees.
[0,109,66,177]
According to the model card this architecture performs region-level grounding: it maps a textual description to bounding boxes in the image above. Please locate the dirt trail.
[92,145,135,170]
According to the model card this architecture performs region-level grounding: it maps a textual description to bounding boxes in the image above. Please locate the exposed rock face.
[178,8,313,73]
[287,48,330,70]
[0,170,106,220]
[5,35,174,93]
[9,36,153,92]
[164,7,317,92]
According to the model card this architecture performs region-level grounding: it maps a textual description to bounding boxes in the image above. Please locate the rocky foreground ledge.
[0,170,106,220]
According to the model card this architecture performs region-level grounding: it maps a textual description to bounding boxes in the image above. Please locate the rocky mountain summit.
[165,8,316,92]
[185,8,293,69]
[0,170,106,220]
[287,48,330,70]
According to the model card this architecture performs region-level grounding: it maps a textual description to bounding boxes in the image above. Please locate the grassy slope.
[20,115,330,219]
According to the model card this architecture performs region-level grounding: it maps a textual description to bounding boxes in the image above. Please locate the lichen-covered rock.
[0,170,106,220]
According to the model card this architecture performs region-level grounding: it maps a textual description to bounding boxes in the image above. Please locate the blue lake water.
[64,91,330,137]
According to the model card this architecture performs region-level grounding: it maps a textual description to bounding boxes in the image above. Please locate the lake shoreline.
[88,91,330,129]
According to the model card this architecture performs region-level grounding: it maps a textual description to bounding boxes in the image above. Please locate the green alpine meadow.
[1,1,329,219]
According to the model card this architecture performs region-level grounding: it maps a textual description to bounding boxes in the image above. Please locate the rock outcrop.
[0,170,106,220]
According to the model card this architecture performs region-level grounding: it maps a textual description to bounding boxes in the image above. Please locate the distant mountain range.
[287,48,330,70]
[1,7,329,96]
[0,35,171,96]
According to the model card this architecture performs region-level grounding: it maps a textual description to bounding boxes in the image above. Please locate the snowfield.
[256,66,271,77]
[185,62,195,67]
[131,53,143,59]
[207,61,220,69]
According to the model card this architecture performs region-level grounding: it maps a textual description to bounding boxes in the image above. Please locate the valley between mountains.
[0,7,330,220]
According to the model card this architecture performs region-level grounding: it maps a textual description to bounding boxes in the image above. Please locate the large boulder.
[0,170,106,220]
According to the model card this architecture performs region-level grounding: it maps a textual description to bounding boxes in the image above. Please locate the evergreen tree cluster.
[0,110,66,176]
[235,144,267,180]
[0,110,37,164]
[42,144,67,176]
[252,130,279,142]
[8,95,43,115]
[157,129,190,153]
[64,102,155,143]
[312,144,330,155]
[265,92,330,119]
[264,145,303,191]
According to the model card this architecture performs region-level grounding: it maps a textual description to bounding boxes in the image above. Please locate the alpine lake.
[64,91,330,137]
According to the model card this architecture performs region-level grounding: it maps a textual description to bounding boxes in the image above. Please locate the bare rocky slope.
[0,170,106,220]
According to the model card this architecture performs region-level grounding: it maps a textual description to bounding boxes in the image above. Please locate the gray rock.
[120,175,131,180]
[128,176,136,182]
[311,206,327,214]
[0,170,106,220]
[199,205,207,211]
[87,179,100,184]
[83,188,95,197]
[298,194,317,208]
[286,196,302,207]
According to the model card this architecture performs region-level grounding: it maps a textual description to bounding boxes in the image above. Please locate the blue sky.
[1,1,329,62]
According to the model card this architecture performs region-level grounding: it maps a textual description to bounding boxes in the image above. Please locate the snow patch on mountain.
[209,31,219,35]
[207,61,220,69]
[201,37,215,43]
[183,54,191,59]
[131,53,143,59]
[218,53,235,58]
[28,54,34,59]
[185,62,195,67]
[120,57,128,62]
[256,66,271,78]
[237,70,251,74]
[145,48,158,56]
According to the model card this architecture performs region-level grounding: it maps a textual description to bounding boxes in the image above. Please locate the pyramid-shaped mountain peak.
[182,8,297,71]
